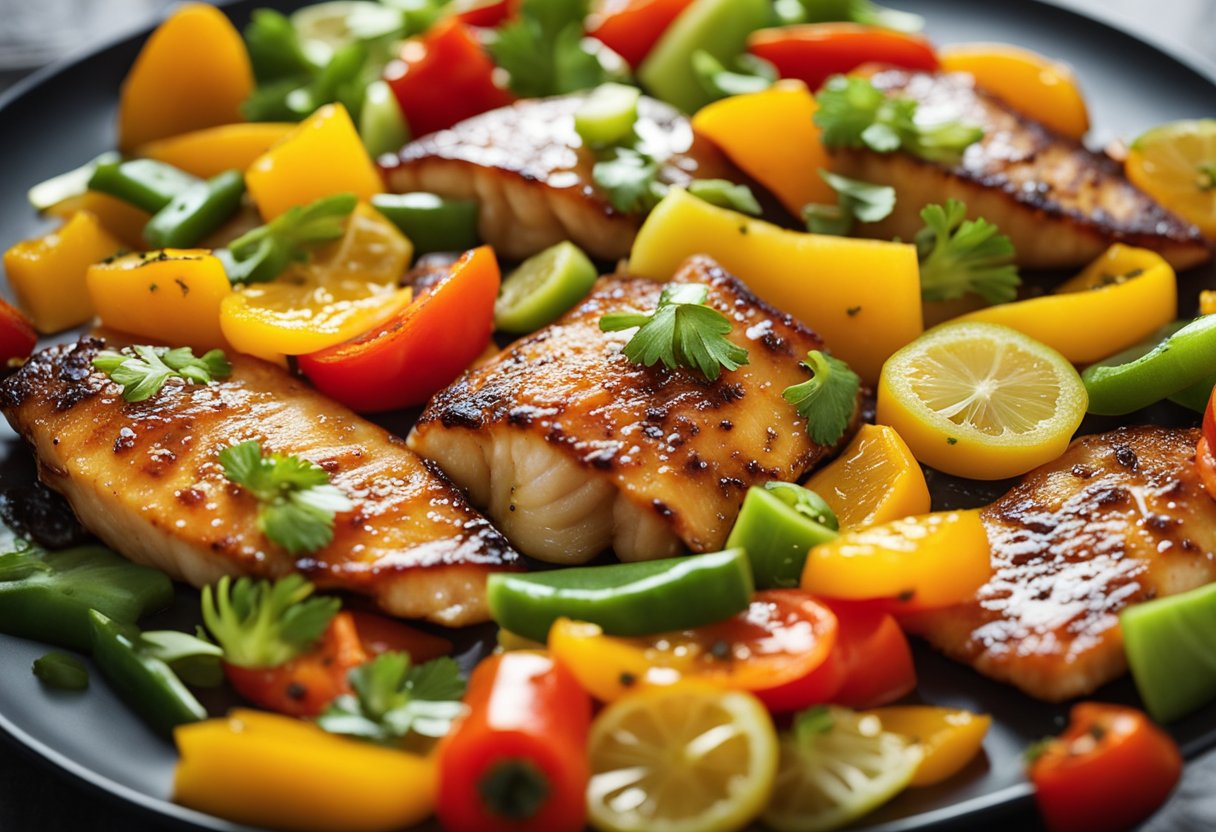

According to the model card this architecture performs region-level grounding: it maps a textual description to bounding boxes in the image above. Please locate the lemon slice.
[586,683,778,832]
[877,321,1087,480]
[803,424,930,529]
[1126,119,1216,238]
[762,707,922,832]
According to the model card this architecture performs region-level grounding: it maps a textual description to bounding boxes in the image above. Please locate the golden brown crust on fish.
[380,95,739,261]
[903,426,1216,702]
[409,255,859,563]
[833,70,1212,270]
[0,337,521,626]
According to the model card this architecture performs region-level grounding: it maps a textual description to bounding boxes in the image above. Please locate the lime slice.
[494,241,598,334]
[1126,119,1216,238]
[763,707,922,832]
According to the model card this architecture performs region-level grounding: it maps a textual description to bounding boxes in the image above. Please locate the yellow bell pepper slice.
[957,244,1176,364]
[629,188,921,383]
[548,618,693,703]
[868,706,992,787]
[1201,290,1216,316]
[804,424,930,529]
[87,250,232,350]
[691,81,833,217]
[45,191,149,249]
[136,123,296,179]
[4,212,124,333]
[174,709,436,832]
[802,510,992,612]
[117,4,253,151]
[247,103,385,221]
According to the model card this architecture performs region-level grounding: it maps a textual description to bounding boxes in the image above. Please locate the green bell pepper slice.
[371,192,480,255]
[88,158,201,214]
[143,169,246,249]
[1122,582,1216,723]
[726,482,839,589]
[32,652,90,692]
[88,610,208,736]
[486,548,754,643]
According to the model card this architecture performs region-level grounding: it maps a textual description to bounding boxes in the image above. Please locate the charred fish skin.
[409,255,860,565]
[904,426,1216,703]
[833,69,1212,271]
[381,94,740,261]
[0,337,521,627]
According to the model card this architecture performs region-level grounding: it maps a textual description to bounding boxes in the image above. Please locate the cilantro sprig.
[803,169,895,236]
[93,345,232,403]
[318,651,466,744]
[600,283,749,381]
[219,440,355,555]
[490,0,613,98]
[217,193,357,285]
[782,350,860,445]
[814,75,983,164]
[200,574,341,669]
[916,199,1021,304]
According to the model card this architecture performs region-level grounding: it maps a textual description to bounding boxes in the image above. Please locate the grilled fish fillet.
[408,255,858,564]
[904,426,1216,702]
[0,337,521,626]
[381,95,740,261]
[832,69,1212,270]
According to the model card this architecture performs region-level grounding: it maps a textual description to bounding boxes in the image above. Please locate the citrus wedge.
[803,424,930,529]
[586,683,778,832]
[1126,119,1216,238]
[877,321,1087,480]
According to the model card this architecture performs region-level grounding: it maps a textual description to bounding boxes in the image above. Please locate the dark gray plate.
[0,1,1214,830]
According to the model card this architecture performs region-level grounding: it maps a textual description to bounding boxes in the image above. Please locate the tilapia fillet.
[833,69,1211,270]
[409,255,859,564]
[904,427,1216,702]
[381,94,740,261]
[0,338,521,626]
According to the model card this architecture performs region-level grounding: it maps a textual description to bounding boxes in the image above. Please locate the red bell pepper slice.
[0,297,36,366]
[298,246,500,413]
[449,0,521,28]
[747,23,939,91]
[588,0,696,68]
[826,600,917,709]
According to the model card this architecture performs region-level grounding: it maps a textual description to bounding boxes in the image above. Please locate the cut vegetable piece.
[629,188,921,382]
[291,1,403,65]
[575,83,642,147]
[27,152,119,211]
[1122,583,1216,723]
[587,0,696,68]
[359,79,410,158]
[877,321,1088,480]
[726,485,838,589]
[748,24,940,93]
[829,603,916,709]
[370,192,479,255]
[44,191,150,248]
[804,424,929,529]
[137,123,295,178]
[637,0,770,113]
[762,706,921,832]
[144,170,247,249]
[88,158,201,214]
[494,241,598,334]
[1126,119,1216,238]
[866,706,990,787]
[587,683,778,832]
[0,299,35,365]
[487,549,753,643]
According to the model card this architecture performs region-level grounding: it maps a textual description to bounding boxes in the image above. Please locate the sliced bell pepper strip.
[588,0,697,68]
[486,548,753,643]
[828,600,916,708]
[143,170,246,249]
[370,192,480,255]
[868,706,991,787]
[747,24,939,92]
[437,651,591,832]
[725,483,839,589]
[0,298,36,365]
[349,610,452,661]
[1122,581,1216,723]
[450,0,521,28]
[135,122,295,179]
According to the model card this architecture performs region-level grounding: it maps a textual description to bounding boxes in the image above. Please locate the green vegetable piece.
[291,1,406,66]
[88,158,201,214]
[494,241,599,334]
[370,192,479,255]
[691,50,775,100]
[28,152,121,212]
[32,652,89,692]
[0,542,173,652]
[93,345,232,403]
[1122,583,1216,723]
[798,0,924,32]
[638,0,770,113]
[89,610,207,736]
[687,179,762,216]
[1082,314,1216,416]
[360,79,411,157]
[143,170,246,249]
[575,83,642,148]
[916,199,1020,305]
[490,0,610,99]
[803,169,895,237]
[1098,321,1216,413]
[782,350,860,445]
[201,575,341,669]
[244,8,316,84]
[486,548,754,643]
[140,630,225,688]
[592,147,666,214]
[219,192,357,284]
[726,484,839,589]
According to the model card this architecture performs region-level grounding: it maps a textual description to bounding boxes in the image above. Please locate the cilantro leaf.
[782,350,860,445]
[691,50,776,100]
[218,193,357,284]
[688,179,763,216]
[93,345,232,403]
[318,652,466,745]
[200,574,341,668]
[802,169,895,236]
[916,199,1021,304]
[219,440,354,554]
[593,147,667,214]
[600,283,749,381]
[814,75,983,164]
[490,0,610,98]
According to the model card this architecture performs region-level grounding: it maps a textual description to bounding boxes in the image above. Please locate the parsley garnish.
[490,0,611,98]
[600,283,749,381]
[802,169,895,236]
[201,575,340,668]
[93,345,232,403]
[782,350,859,445]
[219,440,354,555]
[814,75,983,164]
[593,147,666,214]
[688,179,763,216]
[218,193,357,285]
[318,651,466,744]
[916,199,1021,304]
[691,50,775,101]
